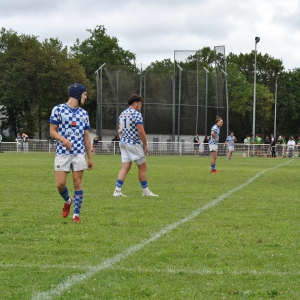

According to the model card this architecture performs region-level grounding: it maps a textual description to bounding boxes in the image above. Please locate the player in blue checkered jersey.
[209,116,223,173]
[113,94,158,197]
[49,83,93,223]
[223,131,237,161]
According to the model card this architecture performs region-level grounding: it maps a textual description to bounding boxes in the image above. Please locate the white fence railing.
[0,141,298,158]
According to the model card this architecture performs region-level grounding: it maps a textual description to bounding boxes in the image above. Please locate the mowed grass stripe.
[31,159,292,300]
[1,154,299,299]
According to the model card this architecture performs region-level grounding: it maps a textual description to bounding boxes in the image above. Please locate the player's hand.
[143,145,149,155]
[87,159,93,171]
[62,138,73,150]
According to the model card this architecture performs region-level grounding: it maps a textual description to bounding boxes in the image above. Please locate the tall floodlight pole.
[274,76,278,140]
[203,67,209,136]
[177,64,183,142]
[95,63,106,141]
[116,69,121,130]
[221,69,229,137]
[171,74,176,142]
[195,53,199,135]
[139,63,143,95]
[252,36,260,146]
[143,67,152,129]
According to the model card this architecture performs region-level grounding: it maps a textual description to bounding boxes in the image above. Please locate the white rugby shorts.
[120,142,146,165]
[209,144,218,152]
[54,154,88,172]
[228,146,234,152]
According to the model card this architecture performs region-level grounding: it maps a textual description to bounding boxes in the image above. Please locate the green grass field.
[0,153,299,300]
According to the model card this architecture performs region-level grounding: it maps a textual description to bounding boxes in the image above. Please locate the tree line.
[0,25,299,142]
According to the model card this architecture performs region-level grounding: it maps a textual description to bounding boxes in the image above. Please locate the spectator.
[243,134,250,157]
[255,134,263,156]
[48,137,56,153]
[92,135,98,153]
[270,133,276,158]
[15,133,22,152]
[22,133,29,153]
[193,134,200,156]
[203,135,210,156]
[276,135,283,158]
[111,134,120,154]
[297,136,300,158]
[264,135,270,157]
[287,136,296,158]
[0,133,3,153]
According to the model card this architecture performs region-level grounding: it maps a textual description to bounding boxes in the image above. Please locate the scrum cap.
[68,83,87,101]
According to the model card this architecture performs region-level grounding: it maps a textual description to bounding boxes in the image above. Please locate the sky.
[1,0,300,70]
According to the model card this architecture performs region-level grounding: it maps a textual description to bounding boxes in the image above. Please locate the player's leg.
[228,147,233,160]
[72,170,84,222]
[55,170,73,217]
[113,161,132,196]
[113,143,132,196]
[71,155,88,222]
[137,161,158,196]
[55,155,73,218]
[209,144,218,172]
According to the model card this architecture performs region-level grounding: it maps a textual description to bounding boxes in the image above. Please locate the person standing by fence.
[22,133,29,153]
[16,133,22,152]
[209,116,223,173]
[193,134,200,156]
[49,83,93,223]
[0,133,3,153]
[270,133,276,158]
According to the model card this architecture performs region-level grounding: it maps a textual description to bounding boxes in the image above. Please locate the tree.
[226,52,284,139]
[70,25,137,129]
[276,68,300,137]
[0,28,89,138]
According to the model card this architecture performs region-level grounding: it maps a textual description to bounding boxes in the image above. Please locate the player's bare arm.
[83,130,93,170]
[137,124,148,153]
[211,131,217,142]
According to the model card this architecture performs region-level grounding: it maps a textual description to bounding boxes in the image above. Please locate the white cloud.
[1,0,300,69]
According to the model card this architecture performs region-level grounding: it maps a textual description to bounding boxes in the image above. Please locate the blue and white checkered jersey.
[209,124,220,145]
[49,103,90,155]
[119,108,143,145]
[226,135,235,147]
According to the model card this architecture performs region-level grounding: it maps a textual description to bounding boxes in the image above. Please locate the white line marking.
[113,266,300,277]
[32,160,292,300]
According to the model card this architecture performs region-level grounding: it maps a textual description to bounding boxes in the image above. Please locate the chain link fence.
[94,48,228,142]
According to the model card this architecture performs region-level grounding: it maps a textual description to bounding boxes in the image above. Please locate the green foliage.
[277,69,300,137]
[70,25,137,128]
[226,52,284,139]
[0,27,89,138]
[1,154,300,299]
[1,25,300,140]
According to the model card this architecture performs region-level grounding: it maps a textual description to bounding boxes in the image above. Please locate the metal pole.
[143,67,151,129]
[203,67,209,136]
[171,74,175,142]
[195,53,199,134]
[95,63,106,141]
[116,69,121,130]
[253,37,260,146]
[274,76,278,140]
[221,69,229,137]
[139,63,142,95]
[177,64,183,142]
